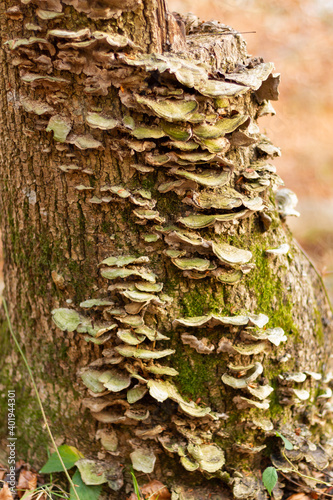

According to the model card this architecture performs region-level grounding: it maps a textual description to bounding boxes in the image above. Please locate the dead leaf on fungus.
[0,483,14,500]
[127,479,171,500]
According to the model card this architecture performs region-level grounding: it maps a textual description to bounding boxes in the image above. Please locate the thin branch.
[280,471,333,498]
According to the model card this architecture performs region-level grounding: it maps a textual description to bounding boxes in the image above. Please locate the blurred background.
[169,0,333,299]
[1,0,332,301]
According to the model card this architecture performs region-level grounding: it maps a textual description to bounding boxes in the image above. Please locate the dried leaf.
[16,469,37,499]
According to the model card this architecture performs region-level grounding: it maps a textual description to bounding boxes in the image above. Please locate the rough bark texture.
[0,1,332,498]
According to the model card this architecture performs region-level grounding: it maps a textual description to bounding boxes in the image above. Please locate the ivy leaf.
[276,432,294,450]
[40,445,84,474]
[70,469,102,500]
[262,466,278,495]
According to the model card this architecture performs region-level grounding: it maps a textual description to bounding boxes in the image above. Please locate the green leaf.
[262,467,278,496]
[276,432,294,450]
[40,445,84,473]
[70,469,102,500]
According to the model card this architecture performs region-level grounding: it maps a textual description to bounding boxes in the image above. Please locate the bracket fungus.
[46,115,71,142]
[115,345,175,360]
[135,95,200,123]
[130,449,156,474]
[265,243,290,255]
[98,370,132,392]
[170,168,230,187]
[245,327,287,346]
[86,112,118,130]
[187,443,225,473]
[222,362,263,389]
[173,312,269,329]
[51,308,81,332]
[75,458,123,491]
[178,210,251,229]
[101,267,157,283]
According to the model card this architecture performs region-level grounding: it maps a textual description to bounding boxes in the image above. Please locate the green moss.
[180,283,214,317]
[100,216,112,234]
[157,191,182,216]
[178,281,237,318]
[139,176,156,191]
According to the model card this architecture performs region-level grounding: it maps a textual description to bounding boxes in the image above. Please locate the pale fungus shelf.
[130,449,156,474]
[265,243,290,255]
[75,458,123,491]
[222,362,263,389]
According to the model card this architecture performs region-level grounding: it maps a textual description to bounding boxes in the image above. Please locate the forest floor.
[0,3,332,497]
[169,0,333,301]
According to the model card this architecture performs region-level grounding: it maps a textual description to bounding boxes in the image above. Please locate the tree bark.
[0,0,332,498]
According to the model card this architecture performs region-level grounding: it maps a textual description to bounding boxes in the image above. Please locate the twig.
[281,451,332,487]
[3,299,81,500]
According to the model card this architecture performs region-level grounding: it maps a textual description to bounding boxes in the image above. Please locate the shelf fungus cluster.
[7,2,332,498]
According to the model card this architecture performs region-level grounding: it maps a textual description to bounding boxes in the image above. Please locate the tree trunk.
[0,1,332,498]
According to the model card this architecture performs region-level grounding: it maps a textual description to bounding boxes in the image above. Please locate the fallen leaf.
[17,469,37,498]
[285,494,312,500]
[0,483,14,500]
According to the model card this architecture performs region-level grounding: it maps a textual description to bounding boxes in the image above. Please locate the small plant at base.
[275,432,293,450]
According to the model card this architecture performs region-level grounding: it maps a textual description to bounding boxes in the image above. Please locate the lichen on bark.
[0,0,332,498]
